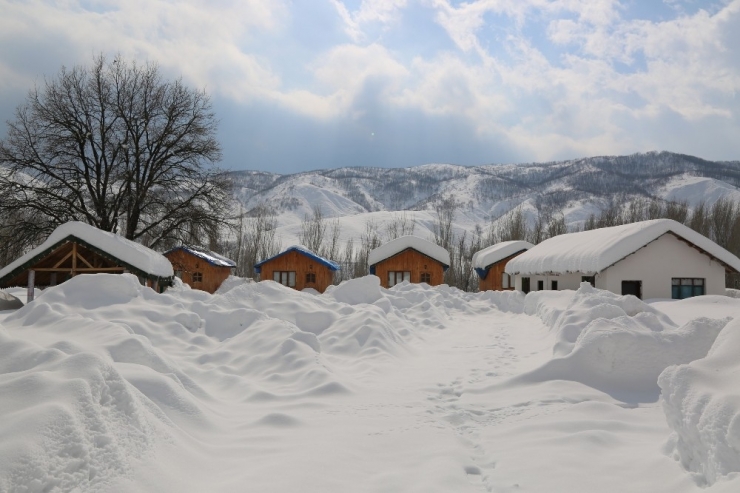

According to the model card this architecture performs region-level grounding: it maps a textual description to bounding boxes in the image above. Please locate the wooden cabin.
[254,246,340,293]
[0,222,174,300]
[164,246,236,294]
[368,236,450,288]
[473,241,533,291]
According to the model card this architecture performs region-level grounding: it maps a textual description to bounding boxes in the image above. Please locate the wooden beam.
[72,243,77,276]
[76,251,94,269]
[52,250,74,268]
[33,267,125,272]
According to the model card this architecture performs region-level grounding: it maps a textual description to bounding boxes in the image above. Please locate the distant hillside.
[228,151,740,245]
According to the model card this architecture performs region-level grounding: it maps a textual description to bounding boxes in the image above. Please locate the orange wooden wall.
[258,250,336,293]
[165,249,232,294]
[372,248,445,288]
[477,251,525,291]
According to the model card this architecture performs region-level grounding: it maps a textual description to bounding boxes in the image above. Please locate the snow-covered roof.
[368,236,450,270]
[166,246,236,268]
[505,219,740,276]
[472,241,533,271]
[0,221,174,281]
[253,245,340,274]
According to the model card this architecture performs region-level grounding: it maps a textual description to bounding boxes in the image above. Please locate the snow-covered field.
[1,275,740,492]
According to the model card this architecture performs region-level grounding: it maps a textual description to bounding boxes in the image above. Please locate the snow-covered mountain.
[229,151,740,245]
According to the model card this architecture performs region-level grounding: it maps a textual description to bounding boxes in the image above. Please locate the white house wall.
[513,233,727,299]
[598,233,726,299]
[513,273,585,291]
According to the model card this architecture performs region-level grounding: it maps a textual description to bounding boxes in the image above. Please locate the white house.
[504,219,740,300]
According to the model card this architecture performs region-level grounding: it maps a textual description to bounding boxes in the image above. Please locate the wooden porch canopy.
[0,222,174,298]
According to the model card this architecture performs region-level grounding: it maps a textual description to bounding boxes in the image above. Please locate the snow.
[169,246,236,268]
[254,245,340,273]
[0,221,174,280]
[368,235,450,268]
[472,240,533,270]
[0,274,739,492]
[659,316,740,486]
[506,218,740,275]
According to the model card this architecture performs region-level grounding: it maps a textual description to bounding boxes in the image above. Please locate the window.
[420,272,431,284]
[672,278,704,299]
[273,271,296,287]
[192,272,203,283]
[537,280,544,291]
[502,273,510,289]
[621,280,642,299]
[306,272,316,284]
[175,270,182,279]
[522,277,530,293]
[551,280,558,290]
[388,271,410,287]
[582,276,595,287]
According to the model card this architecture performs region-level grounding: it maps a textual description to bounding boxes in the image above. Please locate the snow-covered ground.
[1,276,740,492]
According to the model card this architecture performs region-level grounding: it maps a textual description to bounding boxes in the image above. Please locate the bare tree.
[235,204,281,278]
[688,201,711,237]
[386,212,416,240]
[299,204,326,253]
[0,54,231,250]
[432,197,457,251]
[498,207,528,241]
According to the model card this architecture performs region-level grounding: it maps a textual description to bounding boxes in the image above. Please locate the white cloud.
[330,0,408,42]
[275,43,409,120]
[0,0,288,101]
[1,0,738,167]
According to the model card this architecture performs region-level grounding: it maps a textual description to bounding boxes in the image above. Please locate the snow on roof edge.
[166,246,236,268]
[472,241,534,271]
[0,222,174,281]
[368,236,450,268]
[504,219,740,276]
[254,245,340,273]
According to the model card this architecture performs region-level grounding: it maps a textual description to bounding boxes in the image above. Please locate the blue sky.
[0,0,738,173]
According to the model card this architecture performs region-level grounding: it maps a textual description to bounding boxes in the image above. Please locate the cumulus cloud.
[0,0,738,170]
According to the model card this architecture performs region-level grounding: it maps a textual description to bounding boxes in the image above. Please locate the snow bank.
[368,236,450,268]
[505,218,740,275]
[214,275,253,294]
[514,283,725,398]
[325,276,383,305]
[659,317,740,485]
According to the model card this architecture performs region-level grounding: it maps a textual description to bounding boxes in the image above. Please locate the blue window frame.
[672,278,704,299]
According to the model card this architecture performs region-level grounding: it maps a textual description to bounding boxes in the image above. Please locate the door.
[621,280,642,299]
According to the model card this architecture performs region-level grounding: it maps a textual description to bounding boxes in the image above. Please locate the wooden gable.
[371,248,445,288]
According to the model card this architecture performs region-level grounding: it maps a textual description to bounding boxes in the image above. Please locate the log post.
[50,272,57,286]
[71,243,77,277]
[27,269,35,302]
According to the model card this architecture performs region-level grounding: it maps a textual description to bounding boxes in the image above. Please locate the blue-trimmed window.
[672,278,704,299]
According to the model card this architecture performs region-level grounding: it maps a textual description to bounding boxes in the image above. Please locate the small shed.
[473,240,534,291]
[254,246,340,293]
[505,219,740,299]
[368,236,450,288]
[164,246,236,294]
[0,222,174,300]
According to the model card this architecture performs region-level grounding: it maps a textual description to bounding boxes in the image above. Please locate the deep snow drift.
[1,275,739,492]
